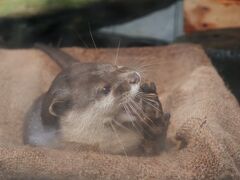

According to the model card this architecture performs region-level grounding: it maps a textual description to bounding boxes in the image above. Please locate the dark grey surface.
[100,1,183,42]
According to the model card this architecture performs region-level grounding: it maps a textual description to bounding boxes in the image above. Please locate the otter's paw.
[138,82,170,143]
[140,82,157,93]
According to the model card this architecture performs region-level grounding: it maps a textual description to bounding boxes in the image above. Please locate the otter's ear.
[41,92,71,126]
[48,98,71,117]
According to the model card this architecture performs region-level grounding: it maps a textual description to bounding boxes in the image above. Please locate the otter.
[24,44,170,155]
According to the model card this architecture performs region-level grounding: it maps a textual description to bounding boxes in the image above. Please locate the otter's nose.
[128,72,140,84]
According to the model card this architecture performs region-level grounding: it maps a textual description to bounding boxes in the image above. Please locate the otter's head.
[41,62,141,146]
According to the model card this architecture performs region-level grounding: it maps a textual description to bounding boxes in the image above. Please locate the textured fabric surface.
[0,44,240,179]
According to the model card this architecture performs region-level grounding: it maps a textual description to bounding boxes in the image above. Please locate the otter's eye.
[101,85,111,95]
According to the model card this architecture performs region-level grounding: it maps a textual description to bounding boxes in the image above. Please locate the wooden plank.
[184,0,240,33]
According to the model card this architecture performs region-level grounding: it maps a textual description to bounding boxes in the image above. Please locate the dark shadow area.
[208,51,240,103]
[0,0,177,48]
[176,28,240,103]
[59,31,168,48]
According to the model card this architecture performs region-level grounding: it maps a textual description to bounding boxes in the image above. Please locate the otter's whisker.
[135,62,169,70]
[137,92,159,99]
[127,101,159,138]
[140,94,158,98]
[137,95,162,113]
[112,119,131,132]
[127,100,154,128]
[114,40,121,66]
[120,92,134,104]
[133,61,170,76]
[134,69,154,75]
[57,37,63,47]
[123,103,142,135]
[88,22,97,49]
[131,98,158,124]
[110,122,129,159]
[137,92,159,103]
[128,99,151,123]
[143,98,159,107]
[73,30,89,48]
[137,95,160,108]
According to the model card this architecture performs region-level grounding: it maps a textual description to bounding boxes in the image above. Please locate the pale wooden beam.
[184,0,240,33]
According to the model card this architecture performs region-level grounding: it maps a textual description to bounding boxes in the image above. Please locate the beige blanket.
[0,44,240,179]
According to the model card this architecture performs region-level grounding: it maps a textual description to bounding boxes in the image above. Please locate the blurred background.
[0,0,239,101]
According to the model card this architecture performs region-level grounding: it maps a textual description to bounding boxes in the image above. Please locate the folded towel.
[0,44,239,179]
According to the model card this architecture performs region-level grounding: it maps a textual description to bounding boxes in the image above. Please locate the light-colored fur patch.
[61,89,142,154]
[130,84,140,97]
